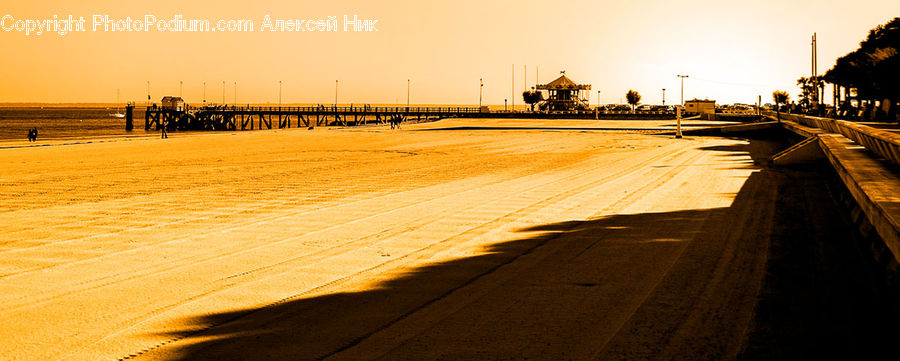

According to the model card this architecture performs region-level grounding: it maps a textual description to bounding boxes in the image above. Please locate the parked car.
[636,104,653,112]
[652,105,674,112]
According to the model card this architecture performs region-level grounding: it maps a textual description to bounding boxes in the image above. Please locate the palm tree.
[797,76,826,113]
[773,90,790,122]
[626,90,641,112]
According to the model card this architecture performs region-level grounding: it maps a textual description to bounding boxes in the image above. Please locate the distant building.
[685,99,716,114]
[161,96,185,111]
[536,71,591,111]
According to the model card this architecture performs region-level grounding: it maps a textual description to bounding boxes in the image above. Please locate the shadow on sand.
[146,138,896,360]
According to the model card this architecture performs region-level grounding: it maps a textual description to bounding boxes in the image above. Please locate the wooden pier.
[140,105,482,131]
[133,104,685,133]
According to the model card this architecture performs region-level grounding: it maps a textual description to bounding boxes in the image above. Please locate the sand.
[1,118,778,360]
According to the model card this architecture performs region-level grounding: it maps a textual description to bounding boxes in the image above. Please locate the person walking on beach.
[32,127,38,141]
[26,128,33,142]
[161,120,168,139]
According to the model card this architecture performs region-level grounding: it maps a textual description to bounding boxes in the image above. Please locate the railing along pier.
[142,105,482,132]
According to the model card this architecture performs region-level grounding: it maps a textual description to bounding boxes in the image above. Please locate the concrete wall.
[773,114,900,268]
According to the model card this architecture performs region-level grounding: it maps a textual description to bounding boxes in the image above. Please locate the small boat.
[110,88,126,118]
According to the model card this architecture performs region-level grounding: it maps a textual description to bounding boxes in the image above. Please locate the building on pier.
[535,71,591,111]
[161,96,185,111]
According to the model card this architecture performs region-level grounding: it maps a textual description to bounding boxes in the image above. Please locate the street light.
[662,88,666,106]
[234,82,237,105]
[676,75,689,139]
[597,90,601,107]
[202,81,206,104]
[407,79,410,109]
[335,80,339,107]
[179,81,183,98]
[146,81,150,107]
[222,81,226,105]
[677,75,689,106]
[278,80,282,106]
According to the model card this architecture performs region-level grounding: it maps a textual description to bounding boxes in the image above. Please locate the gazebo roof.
[536,74,591,90]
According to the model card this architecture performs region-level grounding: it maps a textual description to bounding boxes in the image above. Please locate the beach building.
[536,71,591,111]
[161,96,185,111]
[685,99,716,114]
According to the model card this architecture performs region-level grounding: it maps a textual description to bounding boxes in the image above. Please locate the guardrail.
[767,111,900,167]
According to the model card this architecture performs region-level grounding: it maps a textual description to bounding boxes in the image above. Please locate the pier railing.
[769,111,900,168]
[151,105,483,114]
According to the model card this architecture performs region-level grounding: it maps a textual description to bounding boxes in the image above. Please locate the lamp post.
[677,75,688,106]
[222,81,225,105]
[676,75,689,139]
[179,81,183,98]
[202,81,206,104]
[335,80,338,107]
[597,90,601,107]
[146,81,150,107]
[406,79,410,110]
[662,88,666,106]
[511,64,515,112]
[234,82,237,105]
[278,80,282,106]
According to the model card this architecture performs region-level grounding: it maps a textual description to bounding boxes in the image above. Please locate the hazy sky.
[1,0,898,105]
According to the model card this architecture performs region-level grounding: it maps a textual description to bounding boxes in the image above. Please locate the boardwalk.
[0,119,868,360]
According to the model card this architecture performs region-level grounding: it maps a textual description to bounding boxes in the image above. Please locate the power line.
[688,76,763,88]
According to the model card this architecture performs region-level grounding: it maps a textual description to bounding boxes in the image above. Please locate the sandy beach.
[0,118,836,360]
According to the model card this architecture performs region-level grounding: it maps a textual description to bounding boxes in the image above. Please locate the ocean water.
[0,107,155,141]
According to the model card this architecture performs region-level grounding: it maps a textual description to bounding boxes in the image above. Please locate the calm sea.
[0,107,154,141]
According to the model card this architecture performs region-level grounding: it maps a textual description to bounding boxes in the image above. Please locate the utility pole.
[278,80,282,106]
[812,32,818,105]
[479,78,483,108]
[677,74,689,106]
[662,88,666,106]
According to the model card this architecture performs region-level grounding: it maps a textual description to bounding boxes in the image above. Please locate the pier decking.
[142,105,482,131]
[139,105,684,132]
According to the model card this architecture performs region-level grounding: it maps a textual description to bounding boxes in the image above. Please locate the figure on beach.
[161,120,168,139]
[27,127,38,142]
[390,115,402,130]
